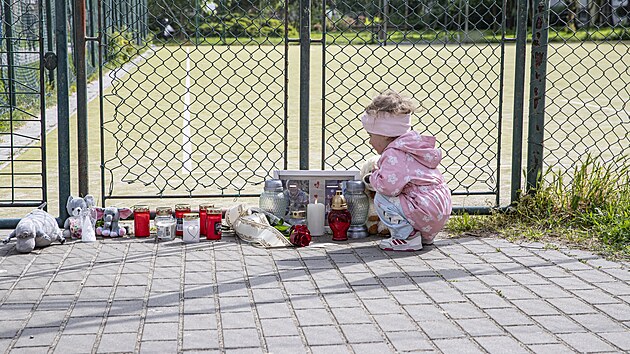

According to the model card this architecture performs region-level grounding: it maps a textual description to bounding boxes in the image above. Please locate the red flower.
[289,225,312,247]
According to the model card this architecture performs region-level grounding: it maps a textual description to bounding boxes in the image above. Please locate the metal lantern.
[344,180,369,238]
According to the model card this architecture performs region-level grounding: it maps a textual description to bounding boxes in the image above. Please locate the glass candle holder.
[344,181,369,239]
[328,190,351,241]
[259,179,288,219]
[155,207,176,241]
[182,213,200,243]
[175,204,190,237]
[133,205,150,237]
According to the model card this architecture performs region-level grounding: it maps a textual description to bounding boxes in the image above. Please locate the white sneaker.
[379,236,423,251]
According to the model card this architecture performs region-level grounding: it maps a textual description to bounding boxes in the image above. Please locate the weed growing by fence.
[447,154,630,259]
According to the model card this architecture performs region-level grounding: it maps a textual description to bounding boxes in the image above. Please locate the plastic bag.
[226,205,292,248]
[80,209,97,242]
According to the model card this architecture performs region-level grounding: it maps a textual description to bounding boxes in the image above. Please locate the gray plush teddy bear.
[63,195,95,239]
[2,206,65,253]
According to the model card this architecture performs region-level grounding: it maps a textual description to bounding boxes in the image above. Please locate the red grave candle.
[199,203,214,237]
[206,208,222,240]
[133,205,151,237]
[328,191,351,241]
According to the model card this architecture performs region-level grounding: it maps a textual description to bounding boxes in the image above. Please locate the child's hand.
[361,155,380,192]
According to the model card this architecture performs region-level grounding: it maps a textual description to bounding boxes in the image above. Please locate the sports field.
[1,41,628,217]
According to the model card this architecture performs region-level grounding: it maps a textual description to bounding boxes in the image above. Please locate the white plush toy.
[360,155,389,236]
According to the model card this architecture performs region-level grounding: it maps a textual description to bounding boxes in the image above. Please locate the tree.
[588,0,614,27]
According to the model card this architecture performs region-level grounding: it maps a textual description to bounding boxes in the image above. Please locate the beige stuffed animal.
[360,155,389,236]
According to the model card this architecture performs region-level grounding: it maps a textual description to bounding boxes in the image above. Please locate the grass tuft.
[447,154,630,259]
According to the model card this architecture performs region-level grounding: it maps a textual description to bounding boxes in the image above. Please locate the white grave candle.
[307,199,325,236]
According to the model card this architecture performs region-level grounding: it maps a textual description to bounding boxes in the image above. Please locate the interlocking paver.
[295,308,335,326]
[144,306,179,323]
[594,303,630,321]
[571,288,621,304]
[570,313,628,332]
[329,306,372,324]
[0,320,22,339]
[435,337,484,353]
[141,321,179,341]
[183,313,217,330]
[182,329,220,350]
[474,336,530,354]
[351,342,395,354]
[265,335,307,353]
[546,297,598,315]
[138,340,178,353]
[532,315,586,334]
[302,325,345,346]
[339,323,384,343]
[290,294,327,309]
[102,315,142,334]
[54,333,97,353]
[417,320,466,339]
[310,344,353,354]
[548,275,596,290]
[440,302,485,319]
[373,313,416,331]
[599,331,630,351]
[504,325,559,345]
[526,343,576,354]
[221,311,257,328]
[255,302,292,319]
[466,293,511,309]
[511,299,560,316]
[558,332,616,352]
[1,234,629,352]
[260,318,300,337]
[456,318,505,336]
[96,332,137,352]
[385,330,434,351]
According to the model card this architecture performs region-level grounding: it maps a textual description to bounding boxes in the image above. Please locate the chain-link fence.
[0,0,628,221]
[543,1,629,173]
[321,0,508,209]
[0,0,47,208]
[101,0,290,201]
[97,0,629,210]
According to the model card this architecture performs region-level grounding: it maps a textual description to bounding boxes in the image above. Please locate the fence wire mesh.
[322,0,506,206]
[0,0,46,206]
[2,0,627,215]
[101,0,289,199]
[543,2,629,176]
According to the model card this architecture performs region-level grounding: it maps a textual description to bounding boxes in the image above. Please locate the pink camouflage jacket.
[369,131,452,237]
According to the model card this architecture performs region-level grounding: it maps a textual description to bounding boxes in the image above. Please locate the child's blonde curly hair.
[364,90,418,115]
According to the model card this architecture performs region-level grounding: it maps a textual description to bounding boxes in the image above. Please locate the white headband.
[361,112,411,137]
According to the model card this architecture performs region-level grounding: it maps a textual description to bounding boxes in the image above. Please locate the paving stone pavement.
[1,233,629,353]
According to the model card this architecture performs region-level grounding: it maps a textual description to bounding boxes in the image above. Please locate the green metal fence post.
[2,0,16,108]
[74,0,89,197]
[56,0,71,221]
[299,0,310,170]
[526,0,550,193]
[45,0,55,84]
[511,0,529,203]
